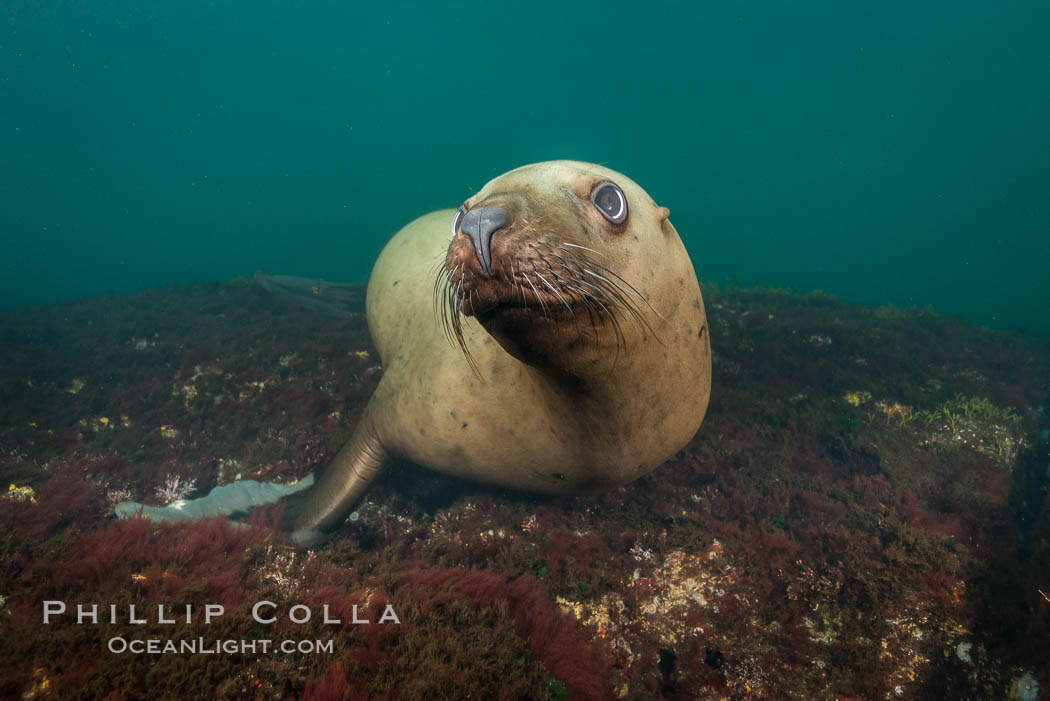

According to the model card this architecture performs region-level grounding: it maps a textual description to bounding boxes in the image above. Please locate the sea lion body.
[118,161,711,546]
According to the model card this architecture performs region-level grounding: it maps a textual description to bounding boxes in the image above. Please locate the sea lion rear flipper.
[113,417,388,549]
[254,271,365,319]
[113,476,314,523]
[278,417,388,547]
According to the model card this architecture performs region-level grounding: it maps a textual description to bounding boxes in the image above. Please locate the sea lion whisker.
[570,273,623,313]
[541,266,591,340]
[565,273,646,348]
[441,272,481,378]
[433,264,449,307]
[559,242,604,258]
[588,296,626,367]
[522,273,548,316]
[444,279,461,348]
[534,272,575,320]
[450,277,466,341]
[578,257,668,327]
[577,267,655,338]
[563,282,604,346]
[547,252,583,274]
[435,267,456,346]
[557,265,607,312]
[439,281,449,341]
[580,284,623,341]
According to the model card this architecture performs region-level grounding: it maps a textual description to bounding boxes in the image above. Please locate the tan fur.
[364,161,710,494]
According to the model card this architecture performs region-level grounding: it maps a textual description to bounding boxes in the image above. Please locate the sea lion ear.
[660,213,678,237]
[657,206,671,221]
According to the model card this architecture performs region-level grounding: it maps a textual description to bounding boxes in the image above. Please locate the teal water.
[2,1,1048,333]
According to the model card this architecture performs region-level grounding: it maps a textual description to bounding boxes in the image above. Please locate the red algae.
[1,282,1049,698]
[0,466,101,541]
[301,662,372,701]
[392,567,615,701]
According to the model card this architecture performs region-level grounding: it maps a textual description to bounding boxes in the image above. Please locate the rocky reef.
[1,280,1048,699]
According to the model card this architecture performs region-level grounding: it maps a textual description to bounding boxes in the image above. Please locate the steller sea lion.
[117,161,711,547]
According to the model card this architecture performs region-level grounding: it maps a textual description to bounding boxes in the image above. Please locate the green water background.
[2,1,1048,333]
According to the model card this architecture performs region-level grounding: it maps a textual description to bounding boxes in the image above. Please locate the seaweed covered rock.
[1,282,1048,698]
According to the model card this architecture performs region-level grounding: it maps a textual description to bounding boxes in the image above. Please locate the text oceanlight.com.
[107,637,335,655]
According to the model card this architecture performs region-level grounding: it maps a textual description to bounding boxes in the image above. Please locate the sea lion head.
[440,160,686,379]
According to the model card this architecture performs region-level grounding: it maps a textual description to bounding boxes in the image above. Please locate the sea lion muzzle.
[458,205,508,273]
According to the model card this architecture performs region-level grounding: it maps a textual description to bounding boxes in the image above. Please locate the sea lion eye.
[452,206,467,236]
[591,181,627,224]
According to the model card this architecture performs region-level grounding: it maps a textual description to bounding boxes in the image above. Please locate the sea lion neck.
[480,309,645,396]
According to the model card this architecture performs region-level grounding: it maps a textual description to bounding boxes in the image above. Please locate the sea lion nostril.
[459,205,508,273]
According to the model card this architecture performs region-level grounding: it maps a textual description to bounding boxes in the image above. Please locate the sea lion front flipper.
[278,416,389,548]
[254,270,365,319]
